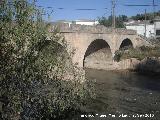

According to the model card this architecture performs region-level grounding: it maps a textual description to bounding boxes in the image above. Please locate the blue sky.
[35,0,160,21]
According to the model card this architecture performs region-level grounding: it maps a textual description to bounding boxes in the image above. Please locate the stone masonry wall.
[85,56,160,74]
[52,23,137,35]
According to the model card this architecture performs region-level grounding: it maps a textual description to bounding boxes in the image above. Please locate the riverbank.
[116,57,160,74]
[84,68,160,120]
[84,57,160,75]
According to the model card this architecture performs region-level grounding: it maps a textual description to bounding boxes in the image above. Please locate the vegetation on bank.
[0,0,95,119]
[114,45,160,62]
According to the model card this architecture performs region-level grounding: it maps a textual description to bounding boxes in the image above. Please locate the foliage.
[98,11,160,28]
[131,11,160,21]
[0,0,94,119]
[98,16,112,27]
[98,15,127,28]
[114,46,160,61]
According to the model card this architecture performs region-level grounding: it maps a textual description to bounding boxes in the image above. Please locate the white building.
[125,20,154,38]
[56,19,99,26]
[75,19,99,26]
[56,20,73,27]
[154,16,160,38]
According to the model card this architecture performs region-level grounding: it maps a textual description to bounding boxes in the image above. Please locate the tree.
[98,16,112,27]
[0,0,94,119]
[98,15,127,28]
[131,11,160,21]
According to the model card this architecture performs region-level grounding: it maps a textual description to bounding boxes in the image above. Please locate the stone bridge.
[50,23,150,68]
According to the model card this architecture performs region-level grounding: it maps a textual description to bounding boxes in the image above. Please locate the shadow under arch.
[83,39,112,67]
[119,38,133,50]
[37,40,74,73]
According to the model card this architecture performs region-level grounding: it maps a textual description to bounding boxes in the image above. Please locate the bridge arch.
[43,40,72,63]
[119,38,133,50]
[83,39,112,67]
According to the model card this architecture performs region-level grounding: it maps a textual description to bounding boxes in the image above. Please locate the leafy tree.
[120,15,128,22]
[131,11,160,21]
[98,16,112,27]
[98,15,127,28]
[0,0,94,119]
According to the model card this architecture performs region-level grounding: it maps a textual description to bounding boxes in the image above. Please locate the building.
[75,19,99,26]
[56,19,99,26]
[56,20,73,27]
[154,16,160,38]
[124,20,154,38]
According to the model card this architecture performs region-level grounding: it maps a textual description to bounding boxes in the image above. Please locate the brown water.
[83,69,160,120]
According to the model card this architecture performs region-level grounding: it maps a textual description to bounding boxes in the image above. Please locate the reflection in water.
[84,69,160,120]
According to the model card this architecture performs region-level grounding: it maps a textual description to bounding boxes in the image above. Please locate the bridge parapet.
[51,23,137,35]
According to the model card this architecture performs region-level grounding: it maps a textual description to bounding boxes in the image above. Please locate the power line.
[124,2,158,19]
[75,9,96,11]
[124,4,158,6]
[58,8,64,10]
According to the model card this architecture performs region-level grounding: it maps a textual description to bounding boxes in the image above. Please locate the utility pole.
[153,0,155,18]
[112,0,116,28]
[144,9,147,37]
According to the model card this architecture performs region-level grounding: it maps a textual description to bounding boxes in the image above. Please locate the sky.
[35,0,160,21]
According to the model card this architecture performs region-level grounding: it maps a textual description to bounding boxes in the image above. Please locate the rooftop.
[75,19,97,22]
[154,16,160,21]
[124,20,153,26]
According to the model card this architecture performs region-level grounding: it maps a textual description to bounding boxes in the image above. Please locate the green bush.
[0,0,94,119]
[114,50,122,62]
[114,46,160,61]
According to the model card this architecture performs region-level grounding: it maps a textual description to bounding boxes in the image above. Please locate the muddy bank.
[117,57,160,74]
[84,68,160,120]
[84,57,160,74]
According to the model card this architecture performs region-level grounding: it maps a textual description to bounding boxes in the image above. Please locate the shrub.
[0,0,94,119]
[114,50,122,62]
[114,45,160,62]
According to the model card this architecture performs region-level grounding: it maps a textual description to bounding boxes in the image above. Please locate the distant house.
[55,19,99,26]
[56,20,73,27]
[154,16,160,38]
[75,19,99,26]
[124,20,154,38]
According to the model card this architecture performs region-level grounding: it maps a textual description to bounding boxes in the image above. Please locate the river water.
[83,68,160,120]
